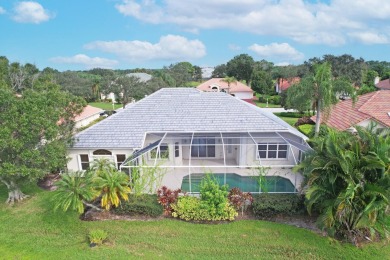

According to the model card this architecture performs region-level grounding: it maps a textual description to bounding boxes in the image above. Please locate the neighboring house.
[197,78,255,105]
[312,90,390,132]
[74,105,104,129]
[68,88,311,193]
[375,78,390,90]
[275,77,300,94]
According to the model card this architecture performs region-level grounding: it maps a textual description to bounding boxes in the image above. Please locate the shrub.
[157,186,182,215]
[171,174,238,221]
[88,229,108,245]
[171,196,237,221]
[112,194,163,217]
[274,112,305,118]
[199,174,230,217]
[309,124,329,138]
[252,193,304,219]
[298,124,314,137]
[228,187,253,215]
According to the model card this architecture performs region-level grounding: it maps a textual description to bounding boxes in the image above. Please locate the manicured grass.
[1,185,389,259]
[255,101,282,108]
[277,116,299,126]
[89,102,122,110]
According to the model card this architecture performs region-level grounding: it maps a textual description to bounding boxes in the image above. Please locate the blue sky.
[1,0,390,71]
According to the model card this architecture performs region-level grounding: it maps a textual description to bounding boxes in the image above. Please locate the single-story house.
[74,105,104,129]
[275,77,300,94]
[312,90,390,132]
[196,78,255,105]
[68,88,311,193]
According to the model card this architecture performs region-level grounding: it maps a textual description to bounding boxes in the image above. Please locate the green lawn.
[1,185,389,259]
[89,102,122,110]
[255,101,282,108]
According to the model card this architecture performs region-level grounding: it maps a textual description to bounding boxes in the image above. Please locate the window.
[150,143,169,159]
[116,154,126,169]
[93,149,112,155]
[80,154,90,170]
[175,142,180,157]
[191,137,215,158]
[257,143,288,159]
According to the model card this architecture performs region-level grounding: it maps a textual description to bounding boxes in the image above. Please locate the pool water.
[181,173,296,193]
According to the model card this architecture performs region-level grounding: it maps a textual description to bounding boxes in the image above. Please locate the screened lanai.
[120,131,311,193]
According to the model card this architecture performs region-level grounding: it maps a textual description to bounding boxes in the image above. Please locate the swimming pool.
[181,173,296,193]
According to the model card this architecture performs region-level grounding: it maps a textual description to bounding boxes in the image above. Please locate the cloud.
[114,0,390,46]
[249,43,304,62]
[84,35,206,62]
[348,32,389,44]
[50,54,118,69]
[12,1,53,24]
[0,6,5,14]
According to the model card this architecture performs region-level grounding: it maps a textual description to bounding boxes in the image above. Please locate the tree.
[251,70,273,95]
[112,75,143,108]
[287,62,355,137]
[0,82,85,204]
[226,54,254,85]
[211,64,227,78]
[295,127,390,244]
[193,65,203,81]
[165,62,194,87]
[52,171,101,214]
[221,76,237,94]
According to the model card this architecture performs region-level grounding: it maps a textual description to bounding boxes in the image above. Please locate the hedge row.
[252,193,304,218]
[112,194,163,217]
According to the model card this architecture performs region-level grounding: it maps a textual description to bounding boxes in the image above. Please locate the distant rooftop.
[375,78,390,90]
[126,72,152,82]
[73,88,306,149]
[312,90,390,130]
[197,78,253,93]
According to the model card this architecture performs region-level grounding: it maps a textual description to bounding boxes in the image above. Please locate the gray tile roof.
[72,88,307,149]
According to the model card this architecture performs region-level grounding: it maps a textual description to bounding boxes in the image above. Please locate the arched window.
[93,149,112,155]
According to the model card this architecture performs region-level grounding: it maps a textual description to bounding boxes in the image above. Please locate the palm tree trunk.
[314,99,321,137]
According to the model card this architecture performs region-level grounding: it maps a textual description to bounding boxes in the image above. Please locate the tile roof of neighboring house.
[126,72,152,82]
[73,88,306,149]
[278,77,300,92]
[74,105,104,122]
[197,78,253,93]
[311,90,390,130]
[375,79,390,90]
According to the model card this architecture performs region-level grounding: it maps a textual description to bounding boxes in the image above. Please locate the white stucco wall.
[233,92,253,99]
[75,113,101,129]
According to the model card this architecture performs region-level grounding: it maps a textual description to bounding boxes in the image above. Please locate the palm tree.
[295,127,390,243]
[221,76,237,95]
[90,158,116,177]
[94,169,131,210]
[52,171,101,214]
[287,62,355,137]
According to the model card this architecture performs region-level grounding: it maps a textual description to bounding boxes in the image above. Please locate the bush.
[228,187,253,215]
[298,124,314,137]
[157,186,182,215]
[252,193,304,219]
[171,174,238,221]
[112,194,163,217]
[274,112,304,118]
[171,196,237,221]
[88,229,107,245]
[309,124,329,138]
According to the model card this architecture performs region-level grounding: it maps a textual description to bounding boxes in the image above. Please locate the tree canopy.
[226,54,255,85]
[0,80,85,203]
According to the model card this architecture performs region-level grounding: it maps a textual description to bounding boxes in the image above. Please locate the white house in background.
[197,78,255,105]
[68,88,311,193]
[74,105,104,129]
